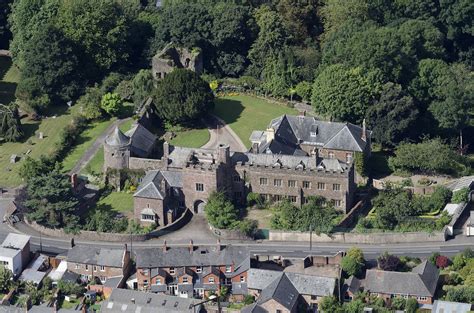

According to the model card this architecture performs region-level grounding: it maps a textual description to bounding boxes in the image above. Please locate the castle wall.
[104,144,130,170]
[182,166,220,211]
[129,157,164,170]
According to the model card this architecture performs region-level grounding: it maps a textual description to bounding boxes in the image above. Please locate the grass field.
[96,192,134,214]
[62,119,114,172]
[170,128,210,148]
[81,147,104,176]
[213,94,297,148]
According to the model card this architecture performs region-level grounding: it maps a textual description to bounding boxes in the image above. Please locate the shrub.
[429,252,440,265]
[391,297,405,310]
[295,81,312,102]
[341,256,363,277]
[236,219,258,237]
[405,298,418,313]
[452,187,469,203]
[100,92,123,116]
[78,86,104,120]
[377,252,401,271]
[436,255,449,268]
[205,191,239,229]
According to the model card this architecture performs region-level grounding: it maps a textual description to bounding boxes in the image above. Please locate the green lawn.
[62,119,114,172]
[0,112,74,187]
[119,119,134,132]
[81,147,104,176]
[170,128,210,148]
[96,192,134,213]
[213,95,297,148]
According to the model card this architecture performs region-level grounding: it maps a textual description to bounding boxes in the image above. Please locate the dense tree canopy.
[0,103,23,142]
[152,69,214,124]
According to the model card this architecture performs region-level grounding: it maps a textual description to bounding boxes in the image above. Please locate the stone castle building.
[103,115,371,227]
[152,43,203,80]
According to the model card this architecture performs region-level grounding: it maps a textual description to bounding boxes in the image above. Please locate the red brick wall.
[133,197,165,226]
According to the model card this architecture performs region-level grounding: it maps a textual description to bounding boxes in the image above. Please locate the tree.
[366,82,417,147]
[373,188,414,229]
[153,69,214,124]
[320,0,370,38]
[78,86,104,121]
[377,252,401,271]
[205,191,239,229]
[18,156,55,182]
[85,205,128,233]
[405,298,418,313]
[0,0,13,48]
[100,93,123,116]
[319,296,342,313]
[295,81,313,102]
[275,0,320,43]
[436,255,449,268]
[0,103,23,142]
[445,286,474,303]
[311,64,382,123]
[15,23,82,112]
[452,187,469,204]
[341,256,363,277]
[131,69,155,108]
[24,166,79,230]
[0,266,12,293]
[301,198,339,234]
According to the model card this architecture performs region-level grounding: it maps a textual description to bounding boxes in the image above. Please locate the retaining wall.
[269,229,446,244]
[209,224,252,240]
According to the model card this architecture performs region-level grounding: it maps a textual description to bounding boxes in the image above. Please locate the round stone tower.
[104,127,131,170]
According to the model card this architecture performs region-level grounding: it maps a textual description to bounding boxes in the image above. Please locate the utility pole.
[309,224,313,251]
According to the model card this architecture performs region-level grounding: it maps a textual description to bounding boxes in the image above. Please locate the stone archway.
[193,200,206,214]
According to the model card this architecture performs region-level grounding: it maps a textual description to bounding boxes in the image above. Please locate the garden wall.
[268,229,447,244]
[23,209,193,242]
[209,224,252,240]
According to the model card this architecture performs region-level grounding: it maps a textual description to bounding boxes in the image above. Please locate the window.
[303,197,310,204]
[208,277,215,284]
[142,269,149,275]
[317,182,326,190]
[310,131,317,137]
[240,276,245,283]
[303,181,311,189]
[143,280,148,287]
[417,296,427,301]
[156,278,161,285]
[100,266,105,272]
[233,175,241,182]
[311,295,317,300]
[180,291,187,296]
[182,277,188,283]
[273,195,283,202]
[93,266,97,271]
[225,266,232,273]
[259,178,268,185]
[273,179,282,187]
[333,184,341,191]
[328,152,335,159]
[141,214,155,221]
[169,267,175,275]
[276,310,282,313]
[196,266,202,273]
[288,196,297,203]
[100,276,106,283]
[288,180,296,187]
[196,183,204,192]
[146,203,150,208]
[85,265,89,270]
[346,153,353,163]
[75,264,80,270]
[333,200,342,207]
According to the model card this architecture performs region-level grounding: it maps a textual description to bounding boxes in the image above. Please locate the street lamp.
[192,295,219,313]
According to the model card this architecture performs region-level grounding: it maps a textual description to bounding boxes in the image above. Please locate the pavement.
[68,118,131,175]
[201,115,247,152]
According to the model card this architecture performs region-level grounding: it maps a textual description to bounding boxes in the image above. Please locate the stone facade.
[152,43,203,80]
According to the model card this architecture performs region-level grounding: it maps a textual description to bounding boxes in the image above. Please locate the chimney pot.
[362,119,367,142]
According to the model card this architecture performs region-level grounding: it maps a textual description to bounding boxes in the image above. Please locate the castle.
[104,115,371,227]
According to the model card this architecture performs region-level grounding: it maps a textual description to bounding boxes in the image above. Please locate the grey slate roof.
[248,269,336,297]
[363,260,439,297]
[101,288,196,313]
[241,303,268,313]
[251,115,370,154]
[257,274,299,311]
[136,245,249,272]
[133,170,164,199]
[125,123,157,158]
[344,276,361,294]
[106,127,130,147]
[67,246,124,268]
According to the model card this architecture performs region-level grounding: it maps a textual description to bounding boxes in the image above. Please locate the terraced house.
[104,114,371,226]
[135,242,249,299]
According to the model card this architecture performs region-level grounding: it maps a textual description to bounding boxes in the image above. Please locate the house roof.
[2,233,30,250]
[363,260,439,297]
[125,123,157,158]
[248,269,336,297]
[67,246,125,268]
[432,300,472,313]
[133,170,164,199]
[105,127,130,147]
[136,245,249,270]
[251,115,370,154]
[257,274,299,311]
[241,303,268,313]
[101,288,197,313]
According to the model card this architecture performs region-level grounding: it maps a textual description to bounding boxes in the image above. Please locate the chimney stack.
[361,119,367,142]
[71,173,78,190]
[265,128,275,143]
[163,141,170,167]
[189,240,194,253]
[299,110,306,117]
[124,243,128,251]
[163,240,168,252]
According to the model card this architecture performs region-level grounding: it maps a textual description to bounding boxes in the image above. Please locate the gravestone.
[38,132,44,139]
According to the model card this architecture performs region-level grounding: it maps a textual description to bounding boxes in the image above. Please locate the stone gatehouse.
[103,115,371,226]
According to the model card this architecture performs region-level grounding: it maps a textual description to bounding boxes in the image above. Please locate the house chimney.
[265,128,275,143]
[71,173,78,190]
[163,141,170,166]
[361,119,367,142]
[131,298,135,304]
[189,240,194,253]
[163,240,168,252]
[124,243,128,251]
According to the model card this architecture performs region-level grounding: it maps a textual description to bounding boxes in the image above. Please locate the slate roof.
[241,303,268,313]
[125,123,157,158]
[133,170,164,199]
[362,260,439,297]
[257,274,299,311]
[136,245,249,271]
[101,288,196,313]
[344,276,361,295]
[105,127,130,147]
[248,269,337,297]
[251,115,370,154]
[67,246,125,268]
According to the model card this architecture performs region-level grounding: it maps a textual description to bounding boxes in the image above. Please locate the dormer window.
[310,131,317,137]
